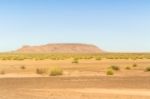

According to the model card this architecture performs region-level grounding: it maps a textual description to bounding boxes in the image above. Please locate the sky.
[0,0,150,52]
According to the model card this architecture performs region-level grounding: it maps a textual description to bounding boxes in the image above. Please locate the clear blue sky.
[0,0,150,52]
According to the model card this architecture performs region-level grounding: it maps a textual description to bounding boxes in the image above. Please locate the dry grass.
[125,66,131,70]
[72,59,79,64]
[36,68,47,75]
[0,58,149,77]
[0,53,150,61]
[49,66,63,76]
[20,65,26,70]
[109,65,120,71]
[133,63,137,67]
[145,67,150,72]
[106,69,114,75]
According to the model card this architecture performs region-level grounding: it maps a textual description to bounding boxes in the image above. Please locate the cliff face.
[16,43,103,53]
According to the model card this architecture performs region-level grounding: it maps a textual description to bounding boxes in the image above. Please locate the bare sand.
[0,59,150,99]
[0,76,150,99]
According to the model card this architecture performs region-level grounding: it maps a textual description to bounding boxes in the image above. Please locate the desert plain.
[0,53,150,99]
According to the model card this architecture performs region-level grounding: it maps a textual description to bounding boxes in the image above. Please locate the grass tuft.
[36,68,47,75]
[20,65,26,70]
[49,66,63,76]
[106,69,114,75]
[125,66,131,70]
[133,63,137,67]
[72,59,79,64]
[145,67,150,72]
[109,65,120,71]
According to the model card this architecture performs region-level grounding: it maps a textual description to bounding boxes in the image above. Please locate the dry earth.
[0,76,150,99]
[0,59,150,99]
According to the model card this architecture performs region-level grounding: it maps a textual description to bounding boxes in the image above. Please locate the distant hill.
[16,43,103,53]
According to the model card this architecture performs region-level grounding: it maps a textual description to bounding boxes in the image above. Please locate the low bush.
[20,65,26,70]
[49,66,63,76]
[133,63,137,67]
[125,66,131,70]
[106,69,114,75]
[95,57,101,60]
[145,67,150,72]
[109,65,120,71]
[36,68,47,75]
[72,59,79,64]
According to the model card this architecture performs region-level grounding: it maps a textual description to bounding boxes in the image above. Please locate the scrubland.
[0,53,150,99]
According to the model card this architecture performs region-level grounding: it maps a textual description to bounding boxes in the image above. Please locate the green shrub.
[106,69,114,75]
[145,67,150,72]
[49,66,63,76]
[36,68,47,75]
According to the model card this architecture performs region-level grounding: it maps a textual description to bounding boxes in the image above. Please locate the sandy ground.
[0,76,150,99]
[0,59,150,99]
[0,59,150,77]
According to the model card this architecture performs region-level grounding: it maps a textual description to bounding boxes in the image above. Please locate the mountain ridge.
[16,43,103,53]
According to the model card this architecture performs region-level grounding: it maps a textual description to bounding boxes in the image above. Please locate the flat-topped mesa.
[16,43,103,53]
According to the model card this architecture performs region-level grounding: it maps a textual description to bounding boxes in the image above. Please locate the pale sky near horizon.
[0,0,150,52]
